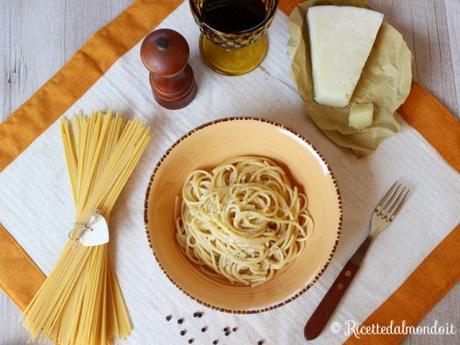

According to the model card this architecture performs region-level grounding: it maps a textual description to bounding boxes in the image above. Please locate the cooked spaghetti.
[23,110,150,345]
[176,156,313,286]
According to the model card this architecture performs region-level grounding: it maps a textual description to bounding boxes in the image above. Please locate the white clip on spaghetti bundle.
[68,211,109,247]
[23,110,150,345]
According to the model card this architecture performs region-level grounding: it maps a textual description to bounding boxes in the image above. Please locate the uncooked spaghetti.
[23,110,150,345]
[176,156,313,286]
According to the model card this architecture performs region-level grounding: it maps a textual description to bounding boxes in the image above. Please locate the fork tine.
[375,181,400,214]
[388,188,410,221]
[382,184,403,215]
[384,186,407,218]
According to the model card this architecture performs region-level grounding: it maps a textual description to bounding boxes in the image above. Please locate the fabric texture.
[0,0,183,171]
[398,82,460,173]
[0,226,46,311]
[345,224,460,344]
[0,1,459,344]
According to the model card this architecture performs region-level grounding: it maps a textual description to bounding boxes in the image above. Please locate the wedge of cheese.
[307,6,383,107]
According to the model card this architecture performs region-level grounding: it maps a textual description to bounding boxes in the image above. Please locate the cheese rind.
[349,102,374,129]
[307,6,383,108]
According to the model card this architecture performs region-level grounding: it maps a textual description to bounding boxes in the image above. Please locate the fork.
[304,181,410,340]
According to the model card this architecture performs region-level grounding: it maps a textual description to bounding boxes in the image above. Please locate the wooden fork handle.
[304,260,360,340]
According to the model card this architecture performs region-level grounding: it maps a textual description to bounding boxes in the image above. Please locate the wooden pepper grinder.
[140,29,197,110]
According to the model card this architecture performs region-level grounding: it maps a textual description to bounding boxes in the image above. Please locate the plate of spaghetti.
[144,117,342,313]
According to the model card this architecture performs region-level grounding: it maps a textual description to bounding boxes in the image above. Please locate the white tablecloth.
[1,3,459,344]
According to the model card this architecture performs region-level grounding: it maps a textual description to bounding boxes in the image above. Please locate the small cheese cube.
[349,103,374,129]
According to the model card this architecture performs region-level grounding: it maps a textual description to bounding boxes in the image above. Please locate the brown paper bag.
[288,0,412,156]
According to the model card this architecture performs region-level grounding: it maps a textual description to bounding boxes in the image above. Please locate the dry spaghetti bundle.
[23,110,150,345]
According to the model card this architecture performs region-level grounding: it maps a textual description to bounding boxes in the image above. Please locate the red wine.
[202,1,266,33]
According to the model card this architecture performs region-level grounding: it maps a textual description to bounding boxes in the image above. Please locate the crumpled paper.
[287,0,412,156]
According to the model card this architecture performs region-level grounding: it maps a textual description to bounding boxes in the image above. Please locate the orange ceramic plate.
[144,117,342,313]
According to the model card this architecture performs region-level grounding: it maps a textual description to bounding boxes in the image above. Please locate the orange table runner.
[0,1,459,344]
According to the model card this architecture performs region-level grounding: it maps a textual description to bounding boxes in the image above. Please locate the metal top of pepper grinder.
[140,29,197,110]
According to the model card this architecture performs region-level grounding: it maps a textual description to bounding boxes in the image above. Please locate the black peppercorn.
[180,330,187,336]
[201,326,207,332]
[188,339,194,344]
[257,340,265,345]
[232,327,238,332]
[165,315,172,321]
[225,332,230,336]
[193,311,204,318]
[178,318,184,324]
[213,340,219,345]
[223,327,230,332]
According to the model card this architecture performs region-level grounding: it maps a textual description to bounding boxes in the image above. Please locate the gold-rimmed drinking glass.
[189,0,279,76]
